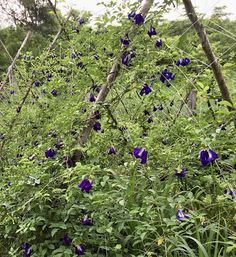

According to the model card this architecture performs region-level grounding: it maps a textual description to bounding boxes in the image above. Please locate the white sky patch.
[61,0,236,20]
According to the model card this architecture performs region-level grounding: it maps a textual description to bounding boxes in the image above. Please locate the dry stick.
[73,0,154,160]
[0,13,71,153]
[0,40,38,100]
[47,0,70,41]
[0,31,31,91]
[182,0,234,111]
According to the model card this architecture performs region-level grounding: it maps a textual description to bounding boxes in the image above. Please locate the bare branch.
[182,0,234,111]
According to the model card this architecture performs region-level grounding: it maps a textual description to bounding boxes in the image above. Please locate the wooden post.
[182,0,234,110]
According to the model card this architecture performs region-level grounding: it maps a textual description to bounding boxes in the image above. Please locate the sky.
[60,0,236,20]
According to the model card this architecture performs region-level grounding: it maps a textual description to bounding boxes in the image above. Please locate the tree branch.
[182,0,234,111]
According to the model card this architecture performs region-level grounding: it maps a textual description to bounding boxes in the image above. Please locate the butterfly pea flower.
[16,107,21,113]
[199,149,218,166]
[28,155,35,161]
[162,139,169,145]
[143,109,149,115]
[75,244,85,256]
[74,28,79,33]
[133,147,148,164]
[128,11,136,20]
[147,117,153,123]
[79,17,85,24]
[81,217,93,225]
[155,39,163,48]
[34,80,40,87]
[63,156,74,168]
[16,153,23,158]
[174,168,187,178]
[122,52,129,66]
[51,89,57,96]
[94,55,99,60]
[148,26,157,37]
[160,68,175,83]
[134,13,145,25]
[8,181,12,186]
[10,90,15,95]
[21,243,33,257]
[45,148,55,158]
[93,121,101,131]
[55,141,63,150]
[176,57,190,66]
[79,178,93,193]
[71,52,77,59]
[224,188,236,198]
[120,33,130,46]
[176,209,189,221]
[94,110,101,120]
[106,52,114,58]
[87,92,96,102]
[62,234,72,245]
[108,146,116,154]
[140,83,152,96]
[77,62,84,69]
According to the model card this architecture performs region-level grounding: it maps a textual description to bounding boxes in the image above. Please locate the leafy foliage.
[0,1,235,257]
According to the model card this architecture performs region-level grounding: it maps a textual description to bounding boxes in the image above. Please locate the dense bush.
[0,1,235,256]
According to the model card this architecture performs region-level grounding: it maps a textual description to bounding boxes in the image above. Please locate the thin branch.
[73,0,154,161]
[0,31,31,91]
[182,0,234,111]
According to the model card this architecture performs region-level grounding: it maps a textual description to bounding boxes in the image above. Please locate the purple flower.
[34,80,40,87]
[79,178,93,193]
[134,13,144,25]
[62,234,72,245]
[120,33,130,46]
[54,141,63,150]
[74,28,79,33]
[94,110,101,120]
[133,147,148,164]
[77,62,84,69]
[162,139,169,145]
[10,90,15,94]
[51,89,57,96]
[79,17,85,24]
[106,52,114,58]
[176,209,189,221]
[122,52,129,66]
[45,148,55,158]
[199,149,218,166]
[81,217,93,225]
[71,52,77,59]
[155,39,163,48]
[176,58,191,66]
[93,121,101,131]
[87,93,96,102]
[94,55,99,60]
[224,188,236,198]
[143,109,149,115]
[28,155,35,161]
[63,156,74,168]
[128,11,136,20]
[108,146,116,154]
[16,107,21,113]
[147,117,153,123]
[174,168,187,178]
[160,68,175,83]
[140,83,152,96]
[22,243,32,257]
[75,244,85,256]
[148,26,157,37]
